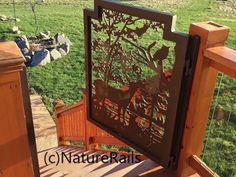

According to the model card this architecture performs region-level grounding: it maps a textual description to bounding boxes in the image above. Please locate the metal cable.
[202,72,224,160]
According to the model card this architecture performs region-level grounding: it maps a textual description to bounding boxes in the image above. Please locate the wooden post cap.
[190,21,230,46]
[53,100,65,112]
[0,42,25,73]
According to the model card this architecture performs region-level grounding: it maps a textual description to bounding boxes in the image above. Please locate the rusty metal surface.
[84,0,199,168]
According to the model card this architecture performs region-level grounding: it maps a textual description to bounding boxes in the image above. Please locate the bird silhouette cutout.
[152,45,169,62]
[126,24,149,38]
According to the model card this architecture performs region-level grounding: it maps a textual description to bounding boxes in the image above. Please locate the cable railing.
[176,22,236,177]
[198,50,236,177]
[202,73,236,177]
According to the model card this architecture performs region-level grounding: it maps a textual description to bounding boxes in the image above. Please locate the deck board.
[30,92,58,151]
[31,90,198,177]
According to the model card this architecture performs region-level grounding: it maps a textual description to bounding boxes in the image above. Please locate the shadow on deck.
[38,146,181,177]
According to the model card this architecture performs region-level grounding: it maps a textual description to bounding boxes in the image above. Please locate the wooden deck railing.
[205,46,236,78]
[186,46,236,177]
[54,94,131,153]
[177,22,236,177]
[55,100,86,143]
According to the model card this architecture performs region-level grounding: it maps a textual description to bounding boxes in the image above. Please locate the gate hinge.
[185,59,191,76]
[169,156,176,168]
[185,35,201,76]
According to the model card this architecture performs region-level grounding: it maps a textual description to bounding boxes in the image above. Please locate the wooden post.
[83,93,98,150]
[0,42,40,177]
[53,100,66,146]
[177,22,230,176]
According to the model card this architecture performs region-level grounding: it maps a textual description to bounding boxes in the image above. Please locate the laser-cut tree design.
[91,9,171,143]
[92,9,169,88]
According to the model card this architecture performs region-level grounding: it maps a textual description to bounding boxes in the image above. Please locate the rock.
[58,43,70,55]
[46,31,50,36]
[12,26,19,33]
[16,39,27,50]
[58,48,66,55]
[15,35,29,50]
[31,49,51,66]
[0,15,7,21]
[55,33,72,45]
[27,35,37,41]
[0,15,20,22]
[21,35,30,49]
[50,49,62,60]
[40,31,50,39]
[24,55,32,65]
[29,87,37,95]
[22,48,29,55]
[15,32,71,67]
[24,50,34,63]
[30,43,42,52]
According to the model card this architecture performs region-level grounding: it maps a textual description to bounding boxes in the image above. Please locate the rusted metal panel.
[55,96,129,149]
[84,0,199,168]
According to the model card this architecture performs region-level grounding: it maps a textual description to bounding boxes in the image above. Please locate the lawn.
[0,0,235,176]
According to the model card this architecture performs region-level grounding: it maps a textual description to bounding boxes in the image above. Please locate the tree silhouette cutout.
[92,9,169,87]
[91,9,173,144]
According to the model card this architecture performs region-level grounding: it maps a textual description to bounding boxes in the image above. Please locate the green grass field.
[0,0,235,176]
[1,0,235,112]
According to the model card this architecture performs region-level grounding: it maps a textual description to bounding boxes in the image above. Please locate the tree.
[28,0,42,35]
[12,0,17,26]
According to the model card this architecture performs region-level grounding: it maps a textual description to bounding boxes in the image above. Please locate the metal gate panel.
[84,0,199,168]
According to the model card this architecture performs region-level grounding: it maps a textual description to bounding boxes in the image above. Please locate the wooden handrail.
[189,155,219,177]
[56,100,84,115]
[54,95,130,153]
[205,46,236,78]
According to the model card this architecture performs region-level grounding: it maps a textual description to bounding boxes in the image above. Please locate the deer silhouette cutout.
[143,70,172,95]
[93,79,143,121]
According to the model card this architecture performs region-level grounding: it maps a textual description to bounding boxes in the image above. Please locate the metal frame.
[84,0,199,168]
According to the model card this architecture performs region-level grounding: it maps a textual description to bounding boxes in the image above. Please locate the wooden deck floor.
[30,92,57,151]
[38,146,178,177]
[31,91,199,177]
